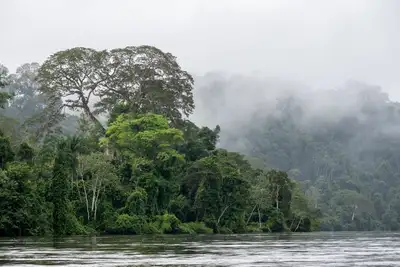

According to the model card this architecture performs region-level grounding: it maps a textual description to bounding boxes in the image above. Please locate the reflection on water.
[1,232,400,266]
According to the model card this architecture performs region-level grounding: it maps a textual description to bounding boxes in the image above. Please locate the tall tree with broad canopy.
[36,45,194,133]
[99,46,194,125]
[36,48,108,132]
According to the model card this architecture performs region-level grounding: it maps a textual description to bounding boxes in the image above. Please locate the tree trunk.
[351,204,357,221]
[217,204,231,226]
[246,204,257,226]
[289,217,295,231]
[295,217,303,232]
[275,185,280,210]
[93,179,102,222]
[81,175,90,222]
[91,183,96,218]
[80,93,105,134]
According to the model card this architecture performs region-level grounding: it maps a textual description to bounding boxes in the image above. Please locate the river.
[0,232,399,266]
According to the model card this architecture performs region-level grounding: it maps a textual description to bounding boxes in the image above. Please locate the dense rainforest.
[0,46,318,237]
[3,46,398,236]
[194,73,400,231]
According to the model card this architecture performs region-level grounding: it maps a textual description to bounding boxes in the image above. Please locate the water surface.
[1,232,399,266]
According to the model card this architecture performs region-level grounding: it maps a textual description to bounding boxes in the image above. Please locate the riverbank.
[63,213,317,237]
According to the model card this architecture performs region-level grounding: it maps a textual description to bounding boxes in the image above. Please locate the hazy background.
[1,0,400,98]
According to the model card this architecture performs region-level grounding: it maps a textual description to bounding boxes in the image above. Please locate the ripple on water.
[1,232,400,266]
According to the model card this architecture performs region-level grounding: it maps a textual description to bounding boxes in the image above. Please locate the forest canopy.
[2,45,398,236]
[0,46,318,236]
[194,73,400,231]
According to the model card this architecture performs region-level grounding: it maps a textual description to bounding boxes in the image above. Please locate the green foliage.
[0,50,321,237]
[51,140,72,236]
[185,150,251,232]
[0,162,51,236]
[7,49,400,236]
[16,142,34,164]
[0,131,14,169]
[105,113,184,158]
[0,62,79,142]
[126,188,148,216]
[152,213,181,234]
[112,214,146,234]
[36,45,194,133]
[0,64,12,109]
[194,74,400,231]
[76,152,118,225]
[106,213,213,235]
[178,222,213,234]
[104,113,185,216]
[0,109,316,237]
[0,92,12,109]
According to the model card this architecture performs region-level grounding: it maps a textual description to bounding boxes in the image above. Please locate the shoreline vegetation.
[14,43,400,236]
[0,45,319,237]
[3,45,400,235]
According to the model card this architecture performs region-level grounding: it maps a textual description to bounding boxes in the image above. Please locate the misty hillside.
[1,48,400,235]
[193,73,400,230]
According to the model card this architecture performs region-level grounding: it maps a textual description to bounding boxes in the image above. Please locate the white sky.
[1,0,400,99]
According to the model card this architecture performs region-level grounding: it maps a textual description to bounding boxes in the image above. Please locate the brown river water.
[1,232,400,266]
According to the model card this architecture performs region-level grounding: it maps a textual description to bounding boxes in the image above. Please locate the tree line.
[0,46,319,236]
[195,73,400,231]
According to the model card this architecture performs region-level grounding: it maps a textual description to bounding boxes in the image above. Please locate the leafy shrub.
[152,213,181,234]
[107,214,146,234]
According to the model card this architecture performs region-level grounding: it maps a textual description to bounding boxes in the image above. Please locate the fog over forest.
[1,0,400,235]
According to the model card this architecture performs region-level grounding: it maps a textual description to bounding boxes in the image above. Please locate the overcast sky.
[1,0,400,99]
